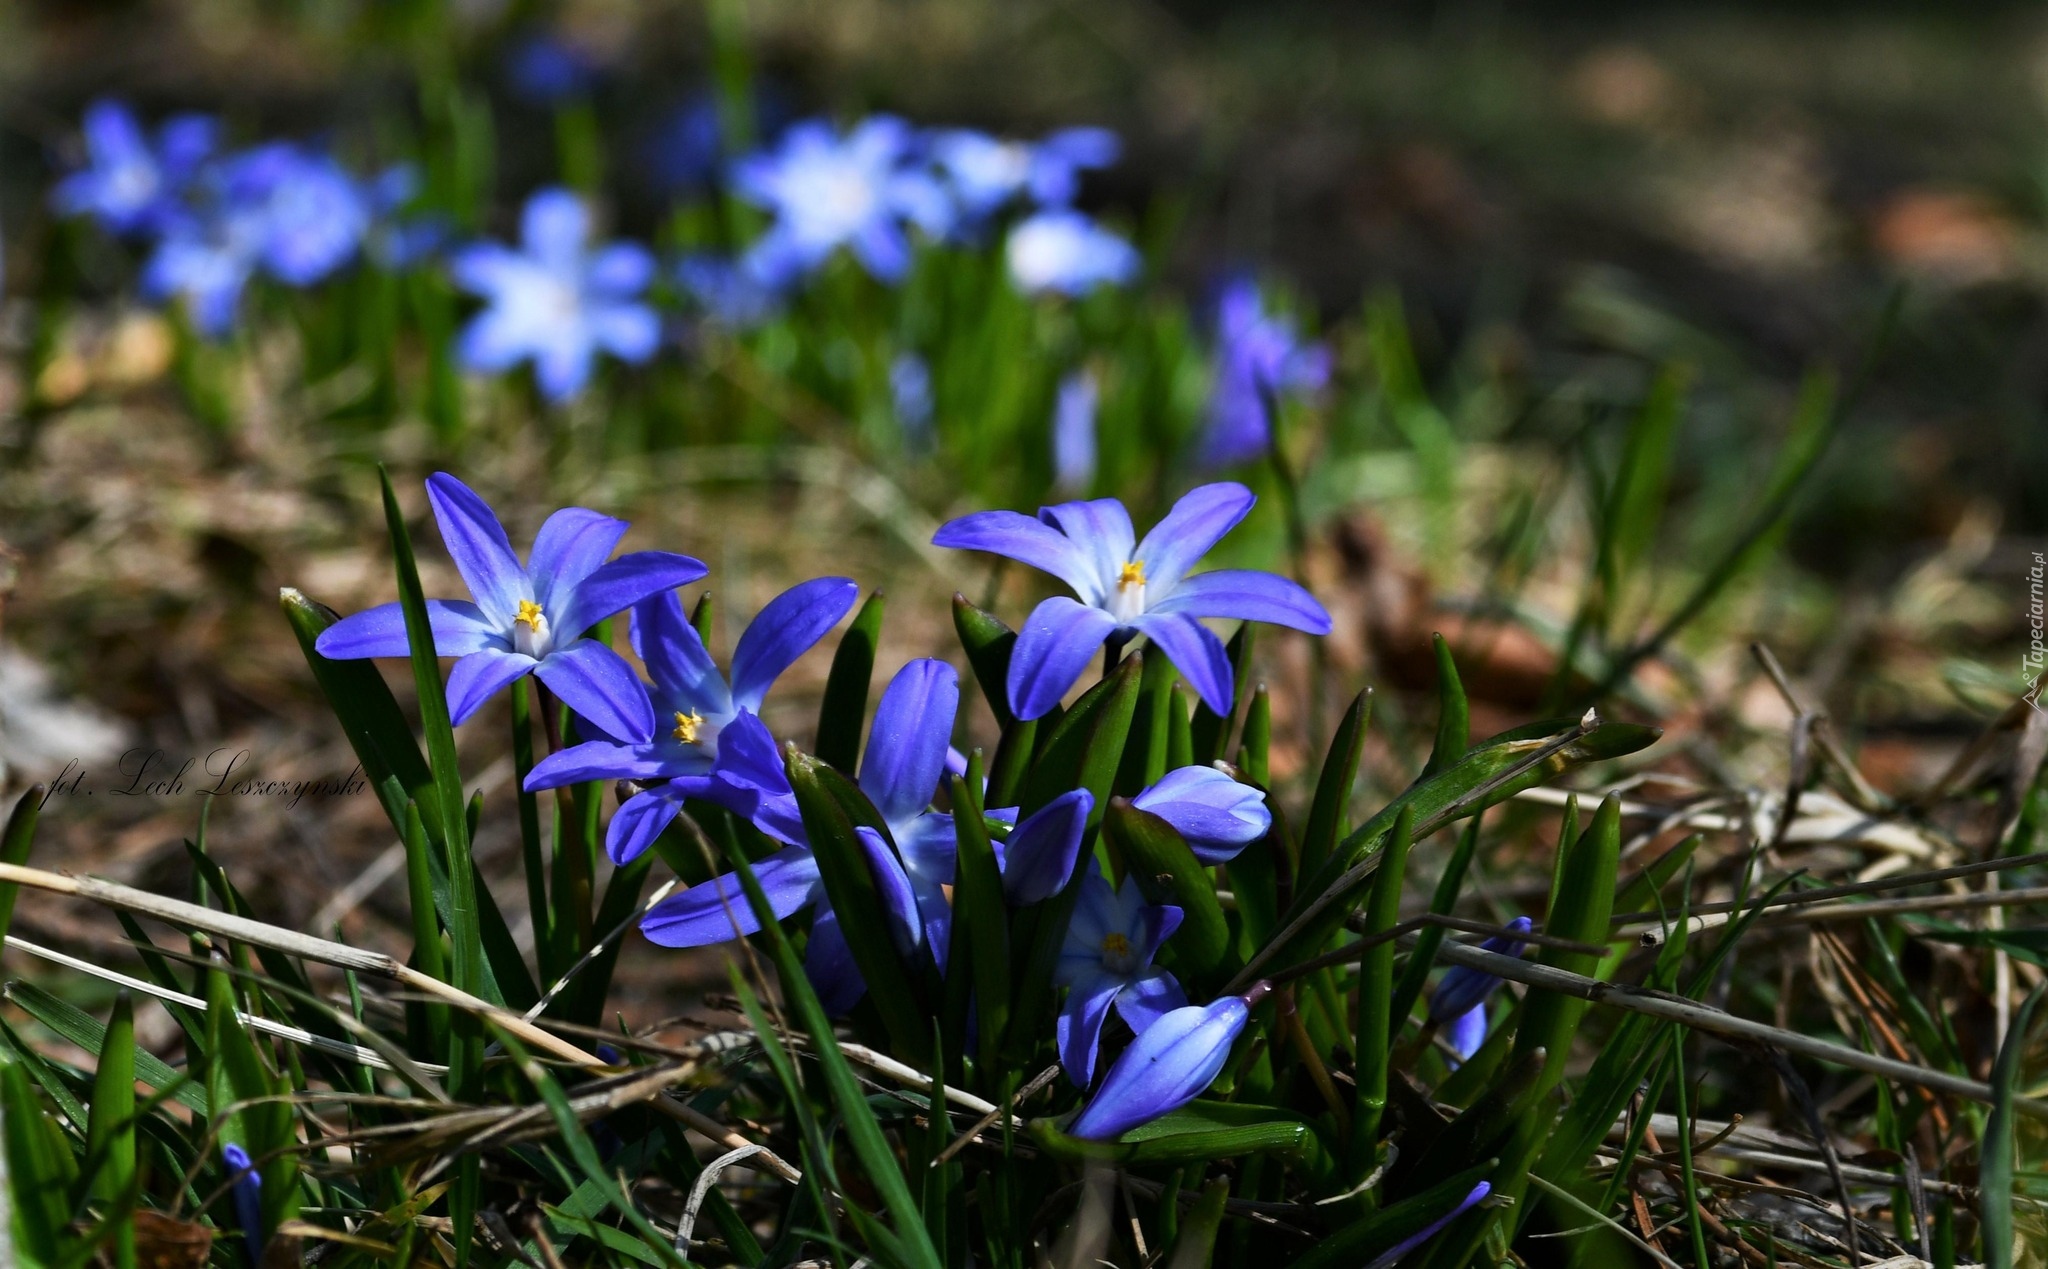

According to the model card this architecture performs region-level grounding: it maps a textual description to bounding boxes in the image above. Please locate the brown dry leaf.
[1870,190,2017,285]
[130,1210,214,1269]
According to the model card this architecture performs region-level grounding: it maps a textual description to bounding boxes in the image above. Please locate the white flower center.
[1105,559,1149,623]
[512,598,552,658]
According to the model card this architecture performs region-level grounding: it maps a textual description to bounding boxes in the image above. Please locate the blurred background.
[2,0,2046,1016]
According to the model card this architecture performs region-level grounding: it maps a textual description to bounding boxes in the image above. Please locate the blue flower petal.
[1114,966,1189,1033]
[931,510,1099,602]
[1129,611,1234,717]
[527,507,629,609]
[554,551,708,640]
[857,659,959,828]
[1068,995,1249,1140]
[1008,596,1119,721]
[1132,482,1255,594]
[640,845,821,946]
[534,640,656,744]
[524,739,681,792]
[999,788,1093,905]
[727,577,858,712]
[446,648,538,724]
[1131,766,1271,865]
[630,593,731,717]
[1058,968,1122,1088]
[1153,568,1333,634]
[425,473,531,629]
[314,599,500,660]
[802,906,869,1014]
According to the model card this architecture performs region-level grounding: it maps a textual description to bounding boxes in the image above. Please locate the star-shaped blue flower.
[450,188,660,402]
[1199,278,1331,467]
[929,126,1120,225]
[524,578,859,864]
[1005,209,1140,297]
[1056,865,1188,1086]
[731,116,952,285]
[315,473,705,743]
[52,100,216,237]
[933,482,1332,720]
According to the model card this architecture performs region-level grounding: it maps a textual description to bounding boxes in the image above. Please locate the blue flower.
[1056,866,1187,1086]
[676,250,787,328]
[315,473,705,742]
[932,483,1333,720]
[731,117,952,285]
[1067,990,1256,1140]
[929,126,1120,224]
[526,578,859,864]
[1444,1004,1489,1064]
[1198,279,1332,467]
[138,142,379,336]
[52,100,216,237]
[891,352,935,452]
[1429,916,1532,1025]
[220,1143,264,1268]
[640,658,964,1012]
[1005,210,1139,297]
[1367,1182,1491,1269]
[1130,765,1271,864]
[450,188,661,402]
[1051,368,1099,495]
[506,31,601,104]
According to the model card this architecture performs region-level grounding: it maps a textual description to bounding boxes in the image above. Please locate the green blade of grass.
[817,589,885,773]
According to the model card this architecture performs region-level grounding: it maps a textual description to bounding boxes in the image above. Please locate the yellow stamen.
[672,710,704,745]
[1101,932,1132,958]
[1117,560,1147,590]
[515,599,545,629]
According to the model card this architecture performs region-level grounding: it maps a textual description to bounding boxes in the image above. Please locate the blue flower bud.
[1067,985,1261,1140]
[1366,1181,1491,1269]
[1429,916,1533,1024]
[221,1143,264,1268]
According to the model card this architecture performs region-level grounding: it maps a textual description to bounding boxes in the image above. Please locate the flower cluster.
[53,101,432,338]
[321,473,1328,1139]
[52,98,1320,468]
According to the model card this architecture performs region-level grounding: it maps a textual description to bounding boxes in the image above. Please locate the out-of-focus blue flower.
[648,95,725,191]
[891,352,935,452]
[506,31,601,104]
[1051,368,1099,495]
[1006,209,1140,297]
[1130,765,1270,864]
[1067,990,1256,1139]
[1429,915,1533,1025]
[137,143,387,336]
[221,1143,264,1268]
[1198,278,1332,467]
[450,188,660,402]
[52,100,216,237]
[732,117,952,284]
[641,658,965,1013]
[929,126,1120,224]
[1366,1182,1492,1269]
[933,483,1332,720]
[677,251,786,328]
[1056,865,1186,1086]
[315,473,705,741]
[527,578,858,863]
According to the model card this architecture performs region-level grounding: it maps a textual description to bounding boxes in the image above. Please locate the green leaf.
[1420,635,1468,780]
[718,830,944,1269]
[81,993,136,1269]
[1116,649,1180,796]
[784,747,935,1063]
[1293,1159,1496,1269]
[952,593,1019,730]
[0,786,44,949]
[1351,805,1415,1172]
[1019,652,1144,819]
[817,589,886,773]
[1105,800,1231,987]
[1029,1101,1320,1166]
[1300,690,1371,881]
[1982,985,2043,1269]
[1237,684,1272,786]
[3,1059,78,1268]
[949,773,1012,1074]
[1165,1177,1230,1269]
[1387,814,1483,1036]
[5,982,204,1114]
[205,960,297,1236]
[1191,624,1254,765]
